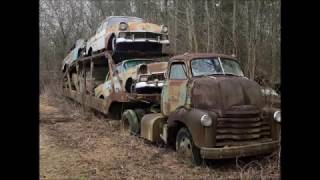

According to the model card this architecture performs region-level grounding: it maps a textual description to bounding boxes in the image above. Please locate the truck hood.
[190,76,263,116]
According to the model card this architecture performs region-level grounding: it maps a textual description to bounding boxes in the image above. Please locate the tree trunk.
[232,0,237,55]
[186,5,193,51]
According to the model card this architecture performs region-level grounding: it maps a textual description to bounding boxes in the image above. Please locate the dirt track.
[40,95,280,179]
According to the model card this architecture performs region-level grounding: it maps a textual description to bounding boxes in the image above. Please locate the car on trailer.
[114,58,167,93]
[85,16,170,56]
[62,52,168,120]
[61,39,86,72]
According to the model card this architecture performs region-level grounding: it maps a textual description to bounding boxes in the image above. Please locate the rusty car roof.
[170,53,238,61]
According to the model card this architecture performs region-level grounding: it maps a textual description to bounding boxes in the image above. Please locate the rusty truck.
[62,52,280,165]
[120,53,280,165]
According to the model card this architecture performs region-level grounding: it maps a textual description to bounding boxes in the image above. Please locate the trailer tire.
[122,109,140,135]
[176,127,202,165]
[134,109,145,121]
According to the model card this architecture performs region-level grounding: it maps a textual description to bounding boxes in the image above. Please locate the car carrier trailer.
[62,51,165,119]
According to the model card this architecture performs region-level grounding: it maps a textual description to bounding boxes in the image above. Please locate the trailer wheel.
[121,109,140,135]
[134,108,145,121]
[176,127,202,165]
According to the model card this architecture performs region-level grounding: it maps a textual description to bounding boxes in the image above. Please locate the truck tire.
[176,127,202,165]
[121,109,140,135]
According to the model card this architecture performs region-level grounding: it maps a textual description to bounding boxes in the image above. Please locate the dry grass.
[40,84,280,180]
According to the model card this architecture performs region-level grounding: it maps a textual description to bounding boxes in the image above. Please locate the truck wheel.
[121,109,140,135]
[176,127,202,165]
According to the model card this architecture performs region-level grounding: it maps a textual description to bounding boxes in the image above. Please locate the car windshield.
[124,59,155,70]
[191,58,244,77]
[108,17,144,27]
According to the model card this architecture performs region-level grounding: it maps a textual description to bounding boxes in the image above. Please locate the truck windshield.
[191,58,244,77]
[124,59,155,70]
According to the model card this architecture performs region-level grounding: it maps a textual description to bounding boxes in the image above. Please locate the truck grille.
[215,117,271,147]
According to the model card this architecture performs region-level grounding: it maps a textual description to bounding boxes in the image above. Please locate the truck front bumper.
[200,141,279,159]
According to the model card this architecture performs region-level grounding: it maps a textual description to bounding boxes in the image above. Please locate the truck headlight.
[273,111,281,123]
[161,25,168,33]
[200,114,212,127]
[119,22,128,31]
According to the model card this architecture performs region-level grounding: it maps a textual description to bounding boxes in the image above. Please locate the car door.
[161,61,188,116]
[88,23,102,52]
[95,21,108,51]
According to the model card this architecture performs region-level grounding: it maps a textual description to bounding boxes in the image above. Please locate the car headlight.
[119,22,128,31]
[161,25,168,33]
[161,34,168,40]
[200,114,212,127]
[273,111,281,123]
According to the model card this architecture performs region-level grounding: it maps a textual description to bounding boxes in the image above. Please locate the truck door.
[161,62,188,116]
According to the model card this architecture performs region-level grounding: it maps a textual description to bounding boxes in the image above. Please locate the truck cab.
[133,53,281,165]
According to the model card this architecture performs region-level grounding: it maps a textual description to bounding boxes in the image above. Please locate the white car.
[61,39,86,72]
[85,16,170,56]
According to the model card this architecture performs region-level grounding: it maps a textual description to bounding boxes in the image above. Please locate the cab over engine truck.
[122,53,281,165]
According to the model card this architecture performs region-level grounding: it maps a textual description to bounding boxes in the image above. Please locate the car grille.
[215,116,271,147]
[124,32,163,41]
[147,73,165,82]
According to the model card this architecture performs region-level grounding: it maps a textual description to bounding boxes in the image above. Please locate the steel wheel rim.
[178,137,193,158]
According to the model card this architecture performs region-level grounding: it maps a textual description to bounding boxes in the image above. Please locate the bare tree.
[40,0,281,87]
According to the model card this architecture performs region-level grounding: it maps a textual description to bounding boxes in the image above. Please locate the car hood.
[126,22,162,33]
[146,62,168,73]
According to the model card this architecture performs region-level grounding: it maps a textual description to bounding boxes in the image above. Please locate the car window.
[102,21,108,29]
[116,64,123,74]
[69,43,75,52]
[124,60,154,70]
[169,63,187,80]
[96,23,103,33]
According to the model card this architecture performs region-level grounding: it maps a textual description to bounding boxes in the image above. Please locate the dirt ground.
[39,93,280,179]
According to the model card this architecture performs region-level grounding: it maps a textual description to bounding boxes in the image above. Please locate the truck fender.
[167,108,216,148]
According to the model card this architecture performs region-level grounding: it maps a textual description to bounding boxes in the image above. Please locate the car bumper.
[116,38,170,44]
[135,82,164,89]
[200,141,279,159]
